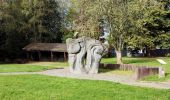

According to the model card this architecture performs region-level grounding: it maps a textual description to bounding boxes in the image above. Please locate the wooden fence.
[99,63,164,80]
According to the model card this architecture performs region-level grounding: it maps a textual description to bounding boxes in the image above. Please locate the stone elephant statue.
[66,37,108,74]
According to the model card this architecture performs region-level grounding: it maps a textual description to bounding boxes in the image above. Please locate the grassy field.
[1,57,169,73]
[0,58,170,99]
[0,75,170,100]
[0,62,68,73]
[0,57,169,81]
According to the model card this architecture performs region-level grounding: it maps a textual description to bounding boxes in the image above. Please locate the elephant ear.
[66,38,80,54]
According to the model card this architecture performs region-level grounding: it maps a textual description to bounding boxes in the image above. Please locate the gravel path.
[1,68,170,89]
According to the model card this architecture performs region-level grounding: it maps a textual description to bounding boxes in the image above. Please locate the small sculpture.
[66,36,107,74]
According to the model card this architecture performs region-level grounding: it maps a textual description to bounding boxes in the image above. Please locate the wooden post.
[31,52,33,61]
[51,51,53,61]
[38,51,41,61]
[26,52,29,60]
[64,52,66,61]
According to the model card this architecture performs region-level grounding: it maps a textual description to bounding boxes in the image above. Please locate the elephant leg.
[89,46,103,74]
[68,54,76,73]
[85,49,93,72]
[89,53,101,74]
[74,46,86,74]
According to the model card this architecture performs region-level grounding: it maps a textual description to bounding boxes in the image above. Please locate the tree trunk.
[115,50,123,64]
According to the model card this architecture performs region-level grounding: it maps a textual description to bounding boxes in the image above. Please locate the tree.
[66,0,102,39]
[21,0,63,42]
[103,0,170,61]
[0,0,28,59]
[0,0,63,60]
[98,0,131,64]
[126,0,170,56]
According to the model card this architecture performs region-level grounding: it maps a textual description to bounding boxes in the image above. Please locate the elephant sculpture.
[66,36,108,74]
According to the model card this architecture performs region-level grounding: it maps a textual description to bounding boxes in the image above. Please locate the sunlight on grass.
[28,62,69,67]
[0,62,68,73]
[110,70,133,75]
[99,69,133,75]
[142,73,170,82]
[142,75,166,82]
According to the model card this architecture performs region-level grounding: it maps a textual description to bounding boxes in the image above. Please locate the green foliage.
[0,75,170,100]
[127,0,170,49]
[166,53,170,57]
[61,28,74,42]
[20,0,63,42]
[0,0,29,58]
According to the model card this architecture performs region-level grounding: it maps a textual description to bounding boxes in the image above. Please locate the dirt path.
[0,68,170,89]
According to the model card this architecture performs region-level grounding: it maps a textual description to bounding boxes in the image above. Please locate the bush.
[166,53,170,57]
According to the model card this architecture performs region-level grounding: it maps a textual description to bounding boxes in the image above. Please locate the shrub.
[166,53,170,57]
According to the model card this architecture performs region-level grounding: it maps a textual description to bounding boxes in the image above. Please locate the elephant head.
[66,38,83,54]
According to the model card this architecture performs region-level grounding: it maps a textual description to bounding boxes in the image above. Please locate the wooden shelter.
[23,43,67,61]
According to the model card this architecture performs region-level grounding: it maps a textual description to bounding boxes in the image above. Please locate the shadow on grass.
[99,68,114,73]
[165,73,170,77]
[52,67,64,70]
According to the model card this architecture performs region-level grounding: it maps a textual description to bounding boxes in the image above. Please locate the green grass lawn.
[0,57,169,81]
[101,57,170,81]
[0,62,68,73]
[0,75,170,100]
[0,59,170,99]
